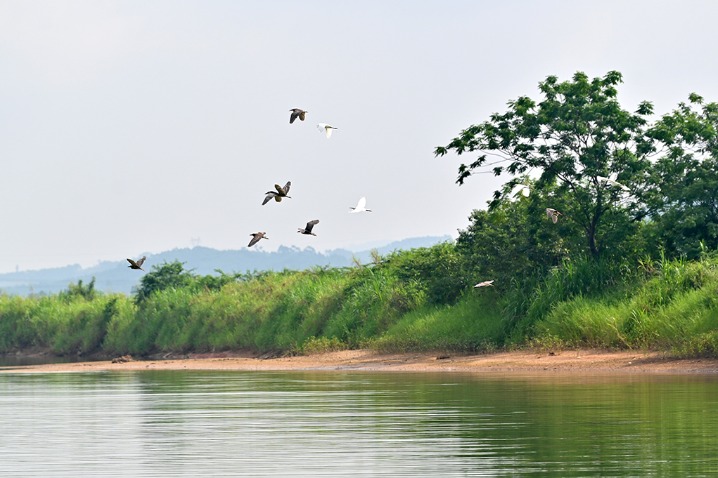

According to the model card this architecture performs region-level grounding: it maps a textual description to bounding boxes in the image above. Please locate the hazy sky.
[1,1,717,273]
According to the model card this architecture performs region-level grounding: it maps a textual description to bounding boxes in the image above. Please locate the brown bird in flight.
[127,256,146,271]
[289,108,307,124]
[248,232,268,247]
[546,208,562,224]
[297,219,319,236]
[262,181,292,205]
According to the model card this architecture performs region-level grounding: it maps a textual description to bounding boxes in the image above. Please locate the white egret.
[474,280,494,288]
[597,175,630,191]
[349,197,372,213]
[317,123,338,138]
[513,185,530,198]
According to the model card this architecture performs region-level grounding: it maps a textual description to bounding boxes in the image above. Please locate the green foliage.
[59,277,98,302]
[371,293,504,353]
[134,261,195,303]
[380,242,466,305]
[3,72,718,359]
[436,70,655,259]
[533,256,718,353]
[0,293,133,355]
[643,96,718,258]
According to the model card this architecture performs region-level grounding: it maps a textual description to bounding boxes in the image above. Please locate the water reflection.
[1,371,717,476]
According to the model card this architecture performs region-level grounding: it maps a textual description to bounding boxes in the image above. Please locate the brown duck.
[262,181,292,205]
[297,219,319,236]
[127,256,146,271]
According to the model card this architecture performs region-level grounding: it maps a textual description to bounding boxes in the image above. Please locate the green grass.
[370,293,504,353]
[533,257,718,354]
[2,249,718,359]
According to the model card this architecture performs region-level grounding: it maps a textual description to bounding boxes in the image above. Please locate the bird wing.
[356,197,366,210]
[262,192,275,205]
[289,110,299,124]
[282,181,291,195]
[305,219,319,232]
[248,234,261,247]
[126,258,137,267]
[325,127,333,138]
[136,256,146,267]
[298,110,306,121]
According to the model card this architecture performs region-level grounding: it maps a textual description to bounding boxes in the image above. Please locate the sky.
[1,0,718,273]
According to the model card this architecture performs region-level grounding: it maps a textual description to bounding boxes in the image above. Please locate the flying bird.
[546,208,562,224]
[127,256,146,271]
[262,181,292,205]
[289,108,307,124]
[474,280,494,288]
[597,175,630,192]
[248,232,268,248]
[317,123,338,138]
[349,197,372,213]
[297,219,320,236]
[513,184,530,198]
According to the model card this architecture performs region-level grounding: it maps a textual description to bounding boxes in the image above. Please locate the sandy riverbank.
[3,349,718,374]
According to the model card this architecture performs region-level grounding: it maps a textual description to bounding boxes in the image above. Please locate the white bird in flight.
[512,184,530,198]
[317,123,338,138]
[597,175,630,192]
[474,280,494,288]
[349,197,372,213]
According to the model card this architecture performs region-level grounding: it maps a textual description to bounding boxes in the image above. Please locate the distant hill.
[0,236,452,296]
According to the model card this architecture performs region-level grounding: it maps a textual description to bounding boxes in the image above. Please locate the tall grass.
[371,292,504,353]
[2,248,718,359]
[534,256,718,355]
[0,293,133,355]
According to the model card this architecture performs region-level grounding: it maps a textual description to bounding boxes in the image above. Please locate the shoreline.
[3,349,718,375]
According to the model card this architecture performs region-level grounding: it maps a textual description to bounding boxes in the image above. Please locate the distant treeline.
[2,70,718,358]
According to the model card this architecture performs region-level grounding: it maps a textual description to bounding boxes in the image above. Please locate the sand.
[3,349,718,375]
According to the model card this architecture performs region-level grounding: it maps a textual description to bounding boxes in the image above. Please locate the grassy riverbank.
[2,245,718,360]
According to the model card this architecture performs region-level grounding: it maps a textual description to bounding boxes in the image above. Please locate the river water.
[1,370,717,476]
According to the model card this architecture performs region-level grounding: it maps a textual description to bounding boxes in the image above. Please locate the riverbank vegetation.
[2,71,718,358]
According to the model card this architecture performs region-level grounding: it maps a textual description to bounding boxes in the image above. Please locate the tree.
[60,277,97,301]
[134,261,194,303]
[645,94,718,258]
[435,71,654,259]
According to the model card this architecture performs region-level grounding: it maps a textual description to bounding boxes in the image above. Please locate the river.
[1,370,717,476]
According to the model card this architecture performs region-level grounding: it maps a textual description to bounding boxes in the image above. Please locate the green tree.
[645,94,718,258]
[381,242,465,304]
[60,277,97,301]
[435,71,654,259]
[134,261,194,303]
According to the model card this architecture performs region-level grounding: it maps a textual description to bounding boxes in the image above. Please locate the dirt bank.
[3,349,718,374]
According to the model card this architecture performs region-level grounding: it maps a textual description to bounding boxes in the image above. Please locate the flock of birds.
[126,108,371,273]
[126,109,632,290]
